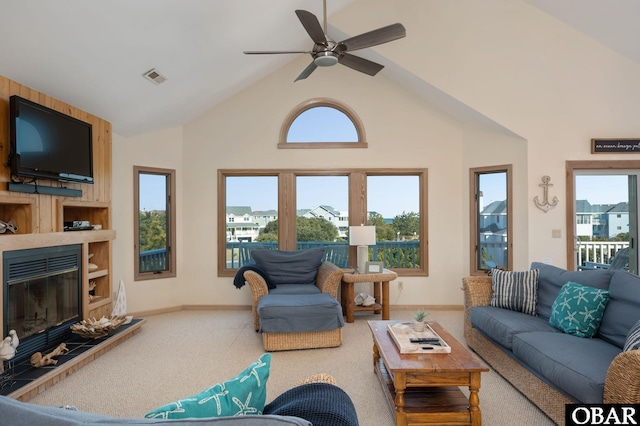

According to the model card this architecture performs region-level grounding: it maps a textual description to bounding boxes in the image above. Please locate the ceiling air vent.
[143,68,167,85]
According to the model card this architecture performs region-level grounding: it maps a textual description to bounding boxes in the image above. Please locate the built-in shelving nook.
[0,75,115,360]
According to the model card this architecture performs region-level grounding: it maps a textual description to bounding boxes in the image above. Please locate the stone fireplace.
[3,245,82,365]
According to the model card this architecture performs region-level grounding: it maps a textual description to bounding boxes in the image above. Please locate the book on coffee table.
[387,322,452,354]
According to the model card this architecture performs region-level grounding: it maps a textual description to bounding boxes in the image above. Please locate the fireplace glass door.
[7,268,79,341]
[3,244,82,363]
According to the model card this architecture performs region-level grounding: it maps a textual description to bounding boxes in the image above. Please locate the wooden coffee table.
[368,320,489,426]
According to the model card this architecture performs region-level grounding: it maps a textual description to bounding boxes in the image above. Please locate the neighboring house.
[479,200,507,234]
[575,200,628,239]
[226,206,259,241]
[298,205,349,238]
[605,202,629,239]
[479,200,508,267]
[252,210,278,229]
[227,205,347,241]
[576,200,596,238]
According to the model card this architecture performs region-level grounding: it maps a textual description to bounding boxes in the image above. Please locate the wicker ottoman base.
[262,328,342,351]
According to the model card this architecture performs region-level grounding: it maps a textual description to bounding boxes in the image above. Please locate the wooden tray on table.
[387,321,451,354]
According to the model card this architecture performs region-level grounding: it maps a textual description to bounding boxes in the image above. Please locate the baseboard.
[128,304,251,318]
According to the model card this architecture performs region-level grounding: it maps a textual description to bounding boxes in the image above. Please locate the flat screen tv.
[9,95,94,184]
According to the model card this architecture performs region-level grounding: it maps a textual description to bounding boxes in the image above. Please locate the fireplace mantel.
[0,229,115,252]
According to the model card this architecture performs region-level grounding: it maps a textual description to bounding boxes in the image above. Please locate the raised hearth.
[1,318,145,401]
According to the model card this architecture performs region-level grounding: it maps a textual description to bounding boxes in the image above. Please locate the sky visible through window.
[576,175,629,204]
[479,174,629,207]
[226,175,419,219]
[479,172,506,206]
[139,173,166,211]
[140,173,631,212]
[287,106,358,142]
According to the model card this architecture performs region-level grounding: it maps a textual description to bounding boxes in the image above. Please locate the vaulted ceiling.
[1,0,638,137]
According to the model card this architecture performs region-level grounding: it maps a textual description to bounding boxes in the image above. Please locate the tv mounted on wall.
[9,95,94,184]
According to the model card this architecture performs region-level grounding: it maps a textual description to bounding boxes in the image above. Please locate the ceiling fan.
[243,0,406,82]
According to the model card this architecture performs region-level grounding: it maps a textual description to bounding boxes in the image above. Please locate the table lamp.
[349,225,376,273]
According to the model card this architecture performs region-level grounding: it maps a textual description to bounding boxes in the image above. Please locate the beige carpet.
[28,309,555,425]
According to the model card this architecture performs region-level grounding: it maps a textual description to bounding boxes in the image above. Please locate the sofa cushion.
[512,332,621,403]
[532,262,612,320]
[549,281,610,338]
[252,249,324,286]
[490,268,538,316]
[598,270,640,348]
[146,354,271,419]
[470,306,560,350]
[623,320,640,352]
[258,294,344,333]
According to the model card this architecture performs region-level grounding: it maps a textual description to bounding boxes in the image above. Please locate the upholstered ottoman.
[257,293,344,351]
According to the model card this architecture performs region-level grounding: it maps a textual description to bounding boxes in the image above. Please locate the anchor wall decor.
[534,175,558,212]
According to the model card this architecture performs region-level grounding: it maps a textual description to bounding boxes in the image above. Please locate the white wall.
[112,0,640,313]
[462,128,529,270]
[338,0,640,266]
[111,127,184,314]
[177,54,522,309]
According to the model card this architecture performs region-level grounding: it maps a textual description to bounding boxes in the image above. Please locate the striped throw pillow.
[490,269,539,316]
[624,320,640,352]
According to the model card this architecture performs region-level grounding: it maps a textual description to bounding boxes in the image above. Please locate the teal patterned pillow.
[490,269,539,316]
[549,281,610,338]
[623,320,640,352]
[145,353,271,419]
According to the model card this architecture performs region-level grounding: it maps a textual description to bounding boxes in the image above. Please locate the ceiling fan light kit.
[314,52,339,67]
[243,1,406,81]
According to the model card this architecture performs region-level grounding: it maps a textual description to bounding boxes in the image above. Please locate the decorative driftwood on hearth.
[70,316,126,339]
[30,343,69,368]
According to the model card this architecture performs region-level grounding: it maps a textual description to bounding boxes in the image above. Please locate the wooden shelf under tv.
[58,200,111,232]
[0,195,37,234]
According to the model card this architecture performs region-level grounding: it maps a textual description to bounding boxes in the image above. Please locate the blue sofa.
[463,262,640,425]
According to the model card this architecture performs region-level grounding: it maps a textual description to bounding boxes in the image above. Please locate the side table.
[341,269,397,323]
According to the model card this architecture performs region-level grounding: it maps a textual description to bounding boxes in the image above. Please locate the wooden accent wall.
[0,75,114,335]
[0,74,112,233]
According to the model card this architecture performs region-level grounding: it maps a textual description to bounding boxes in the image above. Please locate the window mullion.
[279,172,297,250]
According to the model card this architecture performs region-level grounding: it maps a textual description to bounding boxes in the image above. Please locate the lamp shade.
[349,225,376,246]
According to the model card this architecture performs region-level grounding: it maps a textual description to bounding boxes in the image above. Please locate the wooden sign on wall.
[592,139,640,153]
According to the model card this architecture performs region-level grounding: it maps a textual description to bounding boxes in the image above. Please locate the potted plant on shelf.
[413,308,428,332]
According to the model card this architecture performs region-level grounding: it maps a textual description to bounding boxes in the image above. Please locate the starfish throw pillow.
[145,353,271,419]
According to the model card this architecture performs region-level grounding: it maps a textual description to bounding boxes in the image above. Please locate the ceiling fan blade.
[295,10,327,45]
[244,50,311,55]
[338,53,385,76]
[294,62,318,82]
[337,23,406,52]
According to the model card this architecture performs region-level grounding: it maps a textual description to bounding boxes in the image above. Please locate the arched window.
[279,98,367,148]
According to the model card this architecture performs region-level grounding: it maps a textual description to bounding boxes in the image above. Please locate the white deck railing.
[576,241,629,266]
